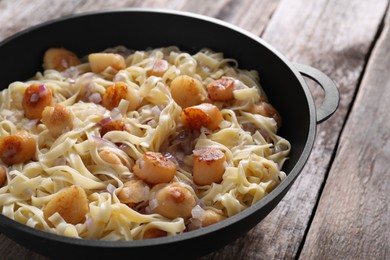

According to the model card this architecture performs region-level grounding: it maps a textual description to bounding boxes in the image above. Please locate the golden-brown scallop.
[0,131,36,166]
[102,82,140,111]
[170,75,206,108]
[249,101,282,127]
[133,152,176,185]
[43,48,81,71]
[99,119,127,137]
[181,103,223,131]
[147,59,169,77]
[41,104,74,138]
[193,148,226,185]
[0,166,6,187]
[43,185,89,226]
[117,179,149,207]
[206,76,235,101]
[150,183,196,219]
[88,53,126,73]
[22,84,54,120]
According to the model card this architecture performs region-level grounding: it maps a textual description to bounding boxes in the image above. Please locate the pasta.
[0,46,290,240]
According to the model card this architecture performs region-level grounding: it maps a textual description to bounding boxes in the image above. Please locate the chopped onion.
[147,119,157,127]
[63,67,79,79]
[91,135,118,148]
[151,105,162,117]
[88,92,102,104]
[149,198,158,211]
[38,84,49,97]
[191,205,206,220]
[106,183,116,194]
[164,152,178,166]
[189,218,202,229]
[81,83,94,102]
[30,93,40,103]
[24,119,38,129]
[99,117,112,126]
[110,108,122,120]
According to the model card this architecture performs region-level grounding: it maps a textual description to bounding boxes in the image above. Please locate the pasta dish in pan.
[0,46,290,240]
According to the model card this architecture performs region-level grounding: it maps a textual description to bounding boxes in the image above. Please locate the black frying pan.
[0,9,339,259]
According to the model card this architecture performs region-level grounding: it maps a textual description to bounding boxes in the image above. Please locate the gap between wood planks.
[294,2,390,259]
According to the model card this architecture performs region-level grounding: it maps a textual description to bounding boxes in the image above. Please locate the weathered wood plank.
[0,0,187,42]
[299,6,390,260]
[202,0,388,259]
[179,0,280,35]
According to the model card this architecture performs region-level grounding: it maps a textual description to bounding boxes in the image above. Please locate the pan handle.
[293,63,340,123]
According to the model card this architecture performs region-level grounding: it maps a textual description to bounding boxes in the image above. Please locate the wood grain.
[299,5,390,260]
[0,0,278,42]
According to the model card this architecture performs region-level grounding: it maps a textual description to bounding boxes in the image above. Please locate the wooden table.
[0,0,389,259]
